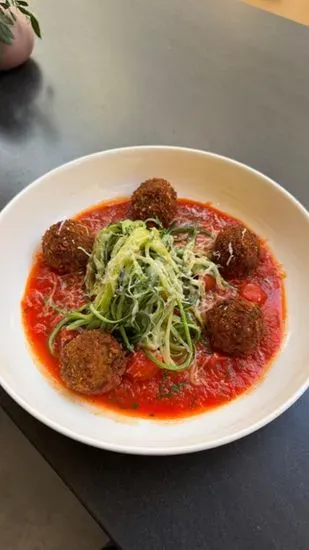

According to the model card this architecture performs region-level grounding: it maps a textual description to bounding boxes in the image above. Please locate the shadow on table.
[0,59,58,143]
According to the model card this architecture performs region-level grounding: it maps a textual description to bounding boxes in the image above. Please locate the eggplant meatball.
[131,178,177,227]
[42,220,94,274]
[212,225,260,279]
[206,298,264,356]
[60,331,127,395]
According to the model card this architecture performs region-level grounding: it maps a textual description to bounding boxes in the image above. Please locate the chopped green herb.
[159,381,187,399]
[158,372,169,396]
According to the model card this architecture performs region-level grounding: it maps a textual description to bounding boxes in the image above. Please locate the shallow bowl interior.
[0,146,308,454]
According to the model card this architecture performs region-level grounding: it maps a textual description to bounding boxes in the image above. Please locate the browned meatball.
[42,220,94,274]
[60,331,127,395]
[211,225,260,279]
[131,178,177,227]
[205,298,264,356]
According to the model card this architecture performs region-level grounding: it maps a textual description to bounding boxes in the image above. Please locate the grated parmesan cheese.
[226,242,234,266]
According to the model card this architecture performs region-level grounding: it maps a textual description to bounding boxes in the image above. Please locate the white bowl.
[0,146,308,455]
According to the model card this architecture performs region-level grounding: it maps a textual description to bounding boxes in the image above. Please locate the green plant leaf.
[0,21,14,44]
[30,13,41,38]
[8,9,16,22]
[16,5,41,38]
[16,1,29,6]
[15,5,31,16]
[0,8,15,25]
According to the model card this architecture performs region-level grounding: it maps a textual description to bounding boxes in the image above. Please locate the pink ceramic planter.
[0,9,34,71]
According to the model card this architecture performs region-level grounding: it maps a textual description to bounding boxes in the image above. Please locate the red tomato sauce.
[22,198,285,419]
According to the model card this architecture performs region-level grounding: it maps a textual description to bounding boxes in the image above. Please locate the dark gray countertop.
[1,1,309,548]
